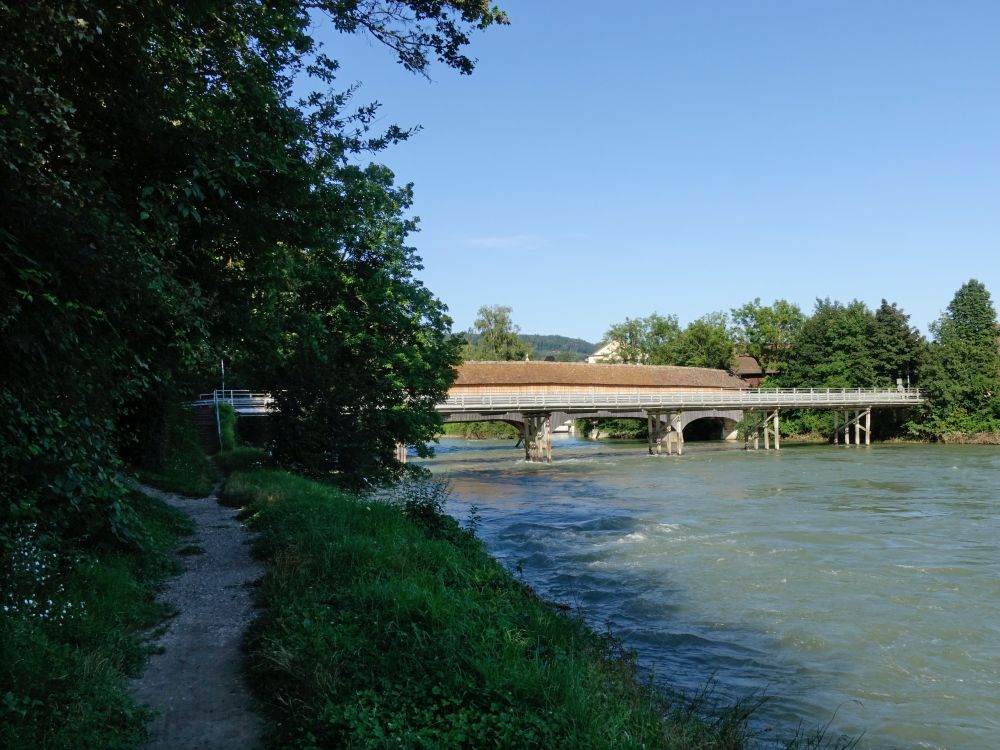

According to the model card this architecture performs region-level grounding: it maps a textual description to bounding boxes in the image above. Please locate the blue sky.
[313,1,1000,344]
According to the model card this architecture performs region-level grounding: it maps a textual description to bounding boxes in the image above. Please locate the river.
[419,437,1000,749]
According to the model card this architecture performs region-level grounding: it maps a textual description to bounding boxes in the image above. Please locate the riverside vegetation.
[224,468,764,749]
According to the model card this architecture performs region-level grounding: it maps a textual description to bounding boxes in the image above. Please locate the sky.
[311,1,1000,344]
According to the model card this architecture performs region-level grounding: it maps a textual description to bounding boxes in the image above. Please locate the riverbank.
[223,468,755,749]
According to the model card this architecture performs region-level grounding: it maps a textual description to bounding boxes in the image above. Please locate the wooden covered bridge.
[194,361,924,463]
[438,361,924,462]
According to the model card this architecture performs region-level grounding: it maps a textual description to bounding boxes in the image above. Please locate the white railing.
[436,388,925,414]
[191,387,925,417]
[192,390,274,415]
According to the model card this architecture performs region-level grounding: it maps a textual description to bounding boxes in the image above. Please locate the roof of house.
[454,361,747,389]
[734,354,778,377]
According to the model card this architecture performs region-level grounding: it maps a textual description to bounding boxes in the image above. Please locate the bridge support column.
[522,413,552,463]
[766,409,780,450]
[834,409,871,446]
[671,412,684,456]
[745,410,779,450]
[648,412,683,456]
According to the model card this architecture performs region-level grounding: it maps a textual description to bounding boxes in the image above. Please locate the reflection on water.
[421,437,1000,749]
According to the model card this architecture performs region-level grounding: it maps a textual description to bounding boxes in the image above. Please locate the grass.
[224,469,758,749]
[0,491,194,750]
[215,446,269,475]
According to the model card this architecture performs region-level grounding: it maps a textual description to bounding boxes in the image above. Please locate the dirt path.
[130,483,264,749]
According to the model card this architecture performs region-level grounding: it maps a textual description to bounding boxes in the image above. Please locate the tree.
[464,305,532,360]
[871,300,924,387]
[1,0,507,543]
[780,299,878,388]
[731,298,805,375]
[915,280,1000,436]
[673,312,736,370]
[604,313,682,364]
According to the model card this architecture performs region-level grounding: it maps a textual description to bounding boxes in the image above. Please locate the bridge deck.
[436,388,923,415]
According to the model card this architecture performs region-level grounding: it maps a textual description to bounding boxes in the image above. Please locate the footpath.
[129,483,263,750]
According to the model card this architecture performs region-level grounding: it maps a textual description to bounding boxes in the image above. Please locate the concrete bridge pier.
[522,413,552,463]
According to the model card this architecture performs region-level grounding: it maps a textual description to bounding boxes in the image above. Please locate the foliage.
[872,300,924,386]
[463,304,532,361]
[731,298,805,375]
[604,312,734,370]
[912,280,1000,437]
[580,419,647,439]
[779,299,879,389]
[223,468,754,750]
[604,313,682,364]
[1,0,504,542]
[219,403,238,453]
[136,405,215,498]
[465,332,594,361]
[774,299,878,438]
[519,334,595,360]
[441,421,520,439]
[216,447,270,475]
[0,491,192,750]
[673,312,736,370]
[259,161,463,486]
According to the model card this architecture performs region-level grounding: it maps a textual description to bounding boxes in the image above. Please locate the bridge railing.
[436,387,925,414]
[191,390,275,415]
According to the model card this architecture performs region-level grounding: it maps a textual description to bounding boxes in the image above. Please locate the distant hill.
[461,333,596,361]
[520,334,596,360]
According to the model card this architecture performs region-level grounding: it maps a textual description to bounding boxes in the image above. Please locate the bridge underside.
[441,406,882,463]
[442,408,744,462]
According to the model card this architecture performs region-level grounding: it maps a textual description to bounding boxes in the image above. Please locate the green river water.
[421,438,1000,749]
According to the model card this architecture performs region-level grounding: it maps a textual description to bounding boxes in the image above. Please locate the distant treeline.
[463,331,595,361]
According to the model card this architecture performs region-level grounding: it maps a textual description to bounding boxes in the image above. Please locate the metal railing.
[192,390,274,416]
[436,387,925,414]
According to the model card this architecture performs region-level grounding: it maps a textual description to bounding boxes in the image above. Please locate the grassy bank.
[0,491,194,749]
[224,469,754,749]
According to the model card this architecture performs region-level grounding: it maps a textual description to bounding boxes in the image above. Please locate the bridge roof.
[454,361,747,389]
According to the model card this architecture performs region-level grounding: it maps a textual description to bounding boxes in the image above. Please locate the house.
[585,341,620,363]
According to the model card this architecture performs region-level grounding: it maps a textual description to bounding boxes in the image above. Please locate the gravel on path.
[130,483,264,750]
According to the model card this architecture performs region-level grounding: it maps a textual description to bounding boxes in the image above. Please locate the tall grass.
[226,469,757,749]
[0,492,194,749]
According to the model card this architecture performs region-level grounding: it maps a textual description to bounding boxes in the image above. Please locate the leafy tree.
[673,312,735,370]
[1,0,506,544]
[915,280,1000,436]
[604,313,682,364]
[731,298,805,375]
[780,299,878,389]
[872,300,924,387]
[464,305,532,360]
